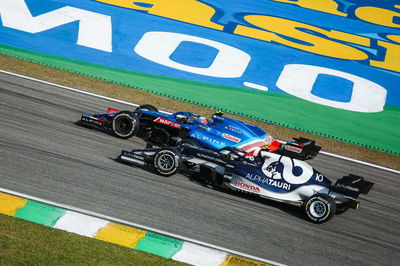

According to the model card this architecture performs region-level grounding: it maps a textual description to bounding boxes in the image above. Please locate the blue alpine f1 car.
[80,104,320,160]
[119,145,374,223]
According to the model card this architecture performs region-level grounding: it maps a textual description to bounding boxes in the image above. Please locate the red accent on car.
[285,146,302,153]
[222,133,241,143]
[107,107,120,113]
[235,181,260,192]
[241,140,268,152]
[269,140,282,152]
[153,117,182,129]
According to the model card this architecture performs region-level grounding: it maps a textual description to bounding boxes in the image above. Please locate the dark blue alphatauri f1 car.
[81,104,319,160]
[119,145,374,223]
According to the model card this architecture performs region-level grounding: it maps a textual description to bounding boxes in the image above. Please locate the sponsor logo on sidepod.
[224,125,241,134]
[246,173,291,190]
[284,145,302,153]
[190,133,227,146]
[154,117,182,129]
[235,181,260,192]
[222,133,241,143]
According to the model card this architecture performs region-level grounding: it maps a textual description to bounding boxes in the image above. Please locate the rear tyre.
[153,148,181,177]
[135,104,158,112]
[112,112,140,139]
[304,193,336,224]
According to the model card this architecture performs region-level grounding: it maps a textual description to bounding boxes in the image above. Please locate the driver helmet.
[261,145,271,151]
[199,116,208,124]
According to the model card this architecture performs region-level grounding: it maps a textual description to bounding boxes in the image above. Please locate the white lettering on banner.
[276,64,387,112]
[0,1,388,112]
[134,31,251,78]
[0,0,112,52]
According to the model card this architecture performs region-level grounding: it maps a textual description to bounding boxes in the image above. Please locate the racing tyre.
[153,148,181,177]
[135,104,158,112]
[304,193,336,224]
[112,112,140,139]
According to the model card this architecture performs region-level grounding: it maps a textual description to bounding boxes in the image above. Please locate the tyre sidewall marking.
[305,196,331,222]
[113,113,135,137]
[154,150,178,175]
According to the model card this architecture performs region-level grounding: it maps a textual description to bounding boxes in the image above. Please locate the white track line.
[0,187,285,266]
[0,69,398,174]
[319,151,399,174]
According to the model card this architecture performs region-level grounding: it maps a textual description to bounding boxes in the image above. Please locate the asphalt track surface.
[0,72,399,266]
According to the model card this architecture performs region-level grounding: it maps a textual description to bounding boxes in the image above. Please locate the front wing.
[80,114,106,128]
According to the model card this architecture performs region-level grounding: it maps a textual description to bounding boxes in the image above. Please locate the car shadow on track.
[74,120,117,138]
[179,168,308,222]
[113,156,309,222]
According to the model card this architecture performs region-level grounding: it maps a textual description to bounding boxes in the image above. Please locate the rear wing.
[280,138,321,160]
[331,174,374,198]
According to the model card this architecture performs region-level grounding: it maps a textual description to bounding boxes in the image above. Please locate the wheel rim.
[157,154,175,172]
[115,116,133,135]
[309,200,327,218]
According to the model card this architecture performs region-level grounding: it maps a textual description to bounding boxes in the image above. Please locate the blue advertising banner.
[1,0,399,153]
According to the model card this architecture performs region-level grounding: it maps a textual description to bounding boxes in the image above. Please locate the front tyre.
[153,148,181,177]
[112,112,140,139]
[304,193,336,224]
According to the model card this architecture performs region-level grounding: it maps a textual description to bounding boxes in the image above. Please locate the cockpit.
[174,112,211,126]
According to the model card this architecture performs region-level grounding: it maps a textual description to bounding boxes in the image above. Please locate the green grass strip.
[135,232,184,258]
[1,43,399,155]
[14,201,66,227]
[0,214,185,265]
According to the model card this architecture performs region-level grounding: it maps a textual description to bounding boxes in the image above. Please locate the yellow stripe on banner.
[0,192,28,216]
[95,222,147,248]
[220,254,272,266]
